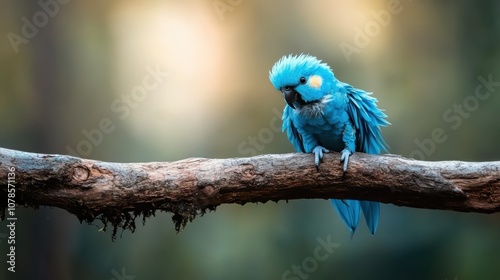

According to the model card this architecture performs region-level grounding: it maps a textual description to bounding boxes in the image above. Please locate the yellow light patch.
[308,75,323,89]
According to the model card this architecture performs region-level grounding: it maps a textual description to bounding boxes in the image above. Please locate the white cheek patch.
[308,75,323,89]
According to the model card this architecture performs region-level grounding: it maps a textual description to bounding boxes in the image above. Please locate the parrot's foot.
[313,146,329,171]
[340,149,352,172]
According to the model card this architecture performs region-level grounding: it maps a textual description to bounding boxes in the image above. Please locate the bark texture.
[1,147,499,236]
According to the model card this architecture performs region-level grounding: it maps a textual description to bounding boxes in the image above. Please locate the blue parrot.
[269,54,389,235]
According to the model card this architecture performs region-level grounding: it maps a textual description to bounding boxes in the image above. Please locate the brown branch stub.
[1,147,500,236]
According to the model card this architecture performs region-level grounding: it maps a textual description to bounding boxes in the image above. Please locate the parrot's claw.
[340,149,352,172]
[313,146,329,171]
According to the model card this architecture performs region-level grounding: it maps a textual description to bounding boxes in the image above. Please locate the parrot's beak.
[281,86,297,109]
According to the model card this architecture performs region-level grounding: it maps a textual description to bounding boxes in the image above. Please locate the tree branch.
[1,147,499,235]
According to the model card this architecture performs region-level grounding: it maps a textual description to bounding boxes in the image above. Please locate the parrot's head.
[269,54,337,110]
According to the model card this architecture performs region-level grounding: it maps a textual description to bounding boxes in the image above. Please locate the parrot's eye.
[299,77,307,84]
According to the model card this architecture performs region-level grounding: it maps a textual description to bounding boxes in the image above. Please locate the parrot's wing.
[282,106,305,153]
[341,83,390,154]
[340,82,388,235]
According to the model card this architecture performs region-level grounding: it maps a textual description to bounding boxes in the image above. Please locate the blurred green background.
[1,0,500,279]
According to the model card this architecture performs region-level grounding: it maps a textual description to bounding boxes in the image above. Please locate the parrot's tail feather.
[360,200,380,235]
[330,199,360,234]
